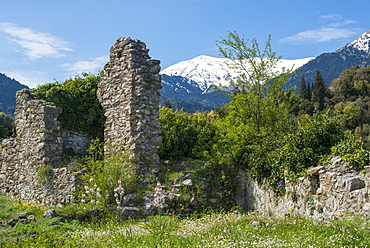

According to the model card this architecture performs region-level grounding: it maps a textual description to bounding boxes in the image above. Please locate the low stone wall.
[237,156,370,220]
[0,90,80,206]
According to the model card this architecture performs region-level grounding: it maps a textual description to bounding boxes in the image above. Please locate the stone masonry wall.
[97,37,162,175]
[0,90,79,206]
[0,37,162,207]
[237,156,370,220]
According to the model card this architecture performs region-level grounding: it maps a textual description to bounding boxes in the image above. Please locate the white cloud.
[0,22,73,59]
[320,14,342,20]
[62,56,109,74]
[280,18,361,45]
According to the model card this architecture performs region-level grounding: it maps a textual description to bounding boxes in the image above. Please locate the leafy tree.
[306,81,312,101]
[311,70,327,111]
[0,112,14,139]
[213,32,298,183]
[297,74,315,115]
[217,31,295,134]
[320,133,369,171]
[158,107,218,160]
[328,66,370,146]
[273,113,343,180]
[32,74,105,139]
[299,75,308,100]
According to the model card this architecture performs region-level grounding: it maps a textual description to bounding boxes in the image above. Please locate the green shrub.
[273,113,343,180]
[193,160,239,210]
[32,74,105,139]
[158,107,218,160]
[320,133,370,171]
[80,139,138,207]
[0,112,14,139]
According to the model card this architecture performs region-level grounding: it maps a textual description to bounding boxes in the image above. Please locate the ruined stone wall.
[97,37,162,174]
[0,37,162,207]
[237,156,370,220]
[0,90,79,206]
[62,130,91,155]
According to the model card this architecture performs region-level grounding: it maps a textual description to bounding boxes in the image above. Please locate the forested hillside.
[0,73,28,116]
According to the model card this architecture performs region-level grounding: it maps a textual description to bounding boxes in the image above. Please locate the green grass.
[1,195,370,247]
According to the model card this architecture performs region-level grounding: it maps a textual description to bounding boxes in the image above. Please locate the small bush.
[274,113,343,180]
[158,107,218,160]
[80,139,138,207]
[320,133,370,171]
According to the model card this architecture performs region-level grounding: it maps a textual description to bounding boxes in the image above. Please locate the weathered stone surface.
[363,202,370,211]
[8,218,19,227]
[62,130,91,155]
[0,90,80,206]
[237,157,370,220]
[44,209,57,218]
[0,37,162,208]
[182,179,193,187]
[18,212,27,219]
[307,166,324,176]
[347,177,365,191]
[121,206,140,217]
[249,220,262,227]
[97,37,162,175]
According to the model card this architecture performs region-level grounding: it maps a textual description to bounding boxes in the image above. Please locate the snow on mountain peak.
[346,30,370,53]
[161,55,313,92]
[161,55,234,92]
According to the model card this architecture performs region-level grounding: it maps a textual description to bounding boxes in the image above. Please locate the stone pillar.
[97,37,162,175]
[15,90,63,166]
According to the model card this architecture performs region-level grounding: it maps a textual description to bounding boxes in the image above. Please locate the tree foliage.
[32,74,105,139]
[0,112,14,139]
[80,139,138,206]
[320,133,369,171]
[273,113,343,179]
[311,70,327,111]
[158,107,218,160]
[216,31,295,134]
[211,32,298,178]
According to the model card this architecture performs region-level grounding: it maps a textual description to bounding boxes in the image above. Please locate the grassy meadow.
[1,196,370,247]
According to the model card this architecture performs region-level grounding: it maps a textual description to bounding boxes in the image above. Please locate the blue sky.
[1,0,369,88]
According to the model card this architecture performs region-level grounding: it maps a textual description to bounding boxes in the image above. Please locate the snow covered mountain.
[345,30,370,54]
[287,30,370,89]
[160,30,370,112]
[161,55,313,93]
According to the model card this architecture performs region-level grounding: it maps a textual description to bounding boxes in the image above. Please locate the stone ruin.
[97,37,162,175]
[236,157,370,220]
[0,90,82,206]
[2,36,370,220]
[0,37,162,206]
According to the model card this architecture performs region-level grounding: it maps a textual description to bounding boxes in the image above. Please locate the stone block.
[363,203,370,211]
[346,177,365,191]
[307,166,324,176]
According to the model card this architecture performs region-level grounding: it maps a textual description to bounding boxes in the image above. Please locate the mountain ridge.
[160,30,370,110]
[2,30,370,114]
[287,30,370,88]
[0,73,29,117]
[161,55,314,93]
